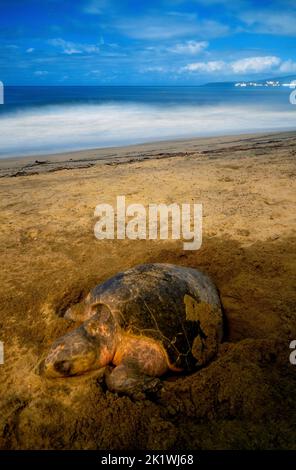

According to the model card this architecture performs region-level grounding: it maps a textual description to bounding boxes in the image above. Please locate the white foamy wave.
[0,103,295,157]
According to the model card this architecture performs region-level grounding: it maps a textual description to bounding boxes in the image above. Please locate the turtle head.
[42,327,100,377]
[42,307,118,378]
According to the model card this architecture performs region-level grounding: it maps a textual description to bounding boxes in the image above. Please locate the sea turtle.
[42,263,223,396]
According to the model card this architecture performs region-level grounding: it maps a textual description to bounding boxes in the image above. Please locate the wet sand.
[1,130,296,177]
[0,131,296,449]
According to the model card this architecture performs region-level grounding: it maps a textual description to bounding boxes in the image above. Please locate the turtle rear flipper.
[104,363,162,399]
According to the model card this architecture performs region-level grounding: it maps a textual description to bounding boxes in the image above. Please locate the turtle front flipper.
[104,333,170,398]
[64,296,100,322]
[104,362,162,399]
[64,300,90,322]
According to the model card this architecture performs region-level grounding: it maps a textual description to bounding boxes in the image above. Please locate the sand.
[0,131,296,450]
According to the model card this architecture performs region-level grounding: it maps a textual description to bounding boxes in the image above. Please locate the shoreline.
[1,129,296,177]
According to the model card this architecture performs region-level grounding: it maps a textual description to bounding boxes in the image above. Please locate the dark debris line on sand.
[2,130,296,178]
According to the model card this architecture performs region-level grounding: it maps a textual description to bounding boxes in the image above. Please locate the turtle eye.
[54,360,72,375]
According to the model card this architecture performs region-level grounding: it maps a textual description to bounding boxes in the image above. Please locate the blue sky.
[1,0,296,85]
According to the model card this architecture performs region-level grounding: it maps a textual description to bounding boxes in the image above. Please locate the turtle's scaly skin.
[82,263,223,371]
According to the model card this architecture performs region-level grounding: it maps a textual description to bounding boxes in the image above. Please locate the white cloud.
[84,45,101,53]
[279,60,296,73]
[34,70,48,76]
[168,40,208,55]
[26,48,34,53]
[240,11,296,36]
[84,0,106,14]
[117,22,195,40]
[49,39,81,54]
[193,0,246,4]
[231,56,281,73]
[142,66,166,73]
[49,38,100,55]
[115,16,228,40]
[181,55,295,76]
[182,60,225,72]
[85,70,101,77]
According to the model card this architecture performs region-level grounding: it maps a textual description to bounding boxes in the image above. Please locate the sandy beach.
[0,130,296,450]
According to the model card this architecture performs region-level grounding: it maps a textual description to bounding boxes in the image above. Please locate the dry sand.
[0,131,296,450]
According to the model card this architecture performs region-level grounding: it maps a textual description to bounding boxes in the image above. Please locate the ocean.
[0,85,295,158]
